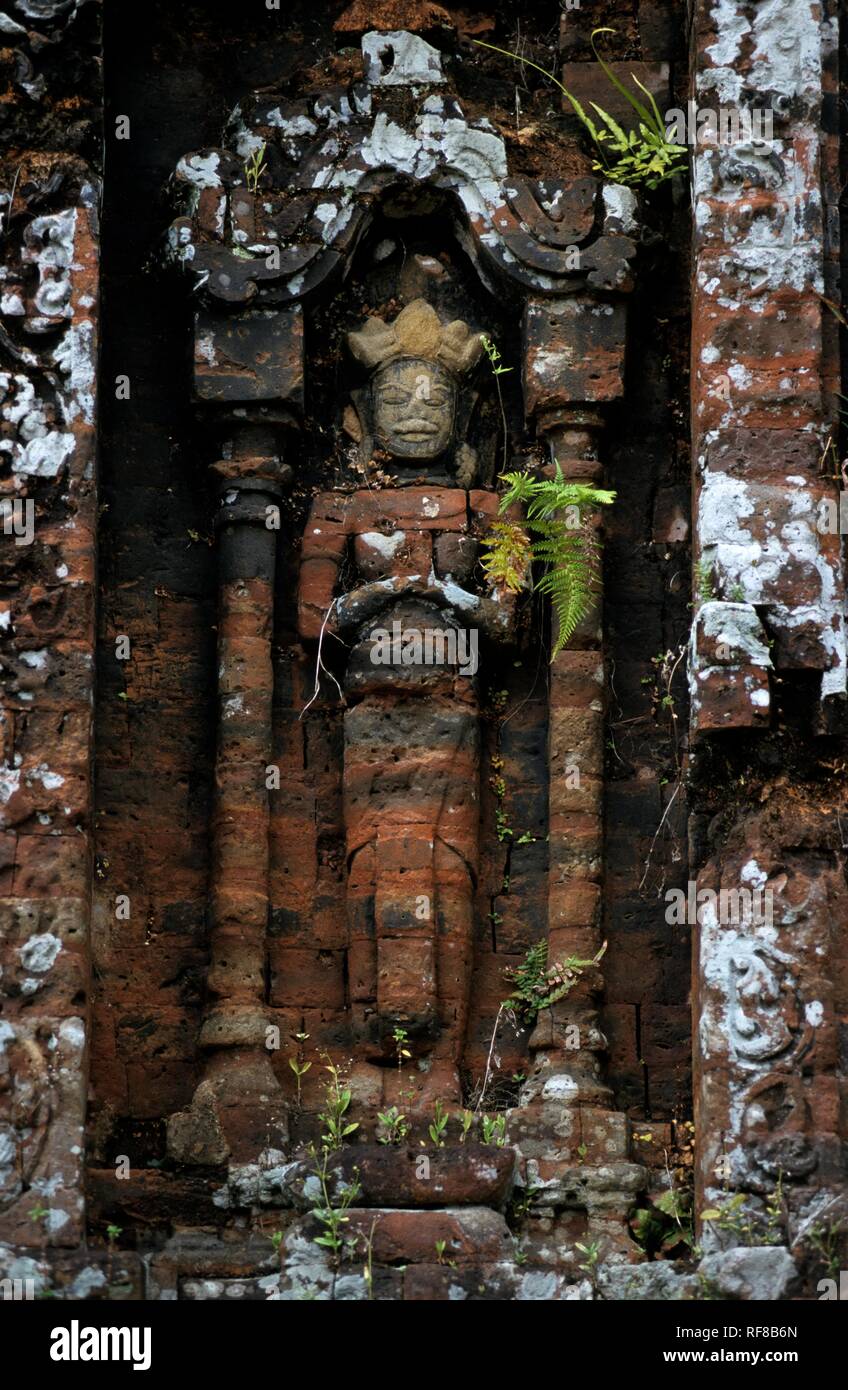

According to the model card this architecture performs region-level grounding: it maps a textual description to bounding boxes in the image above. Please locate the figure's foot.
[167,1048,288,1167]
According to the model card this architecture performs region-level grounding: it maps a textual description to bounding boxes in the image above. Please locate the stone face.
[372,359,456,460]
[346,300,483,474]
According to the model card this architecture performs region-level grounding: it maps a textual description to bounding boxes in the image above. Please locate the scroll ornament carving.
[165,56,637,309]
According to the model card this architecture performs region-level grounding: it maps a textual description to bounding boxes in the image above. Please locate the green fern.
[501,940,607,1024]
[481,466,615,659]
[480,519,531,593]
[473,28,687,191]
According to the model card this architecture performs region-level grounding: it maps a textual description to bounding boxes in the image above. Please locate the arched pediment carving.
[165,35,638,312]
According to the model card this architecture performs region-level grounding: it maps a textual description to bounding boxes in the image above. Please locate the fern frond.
[589,102,629,148]
[497,471,539,511]
[480,520,531,594]
[485,471,613,658]
[501,941,606,1023]
[536,539,599,655]
[631,72,669,137]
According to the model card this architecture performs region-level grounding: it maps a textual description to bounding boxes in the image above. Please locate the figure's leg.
[374,828,438,1045]
[432,838,475,1068]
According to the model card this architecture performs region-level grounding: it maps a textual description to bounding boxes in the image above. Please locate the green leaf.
[588,102,629,149]
[481,520,532,593]
[655,1188,689,1220]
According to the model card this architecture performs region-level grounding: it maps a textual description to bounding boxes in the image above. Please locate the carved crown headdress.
[347,299,484,376]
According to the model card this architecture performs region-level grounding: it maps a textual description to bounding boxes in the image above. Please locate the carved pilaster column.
[510,303,646,1259]
[167,429,290,1166]
[529,409,613,1108]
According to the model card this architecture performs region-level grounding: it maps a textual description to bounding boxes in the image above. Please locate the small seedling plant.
[376,1106,410,1146]
[457,1108,474,1144]
[392,1026,412,1070]
[289,1030,312,1109]
[428,1099,449,1148]
[309,1149,361,1263]
[434,1239,456,1268]
[575,1239,602,1282]
[318,1057,359,1151]
[480,333,512,471]
[244,142,267,193]
[481,1113,507,1147]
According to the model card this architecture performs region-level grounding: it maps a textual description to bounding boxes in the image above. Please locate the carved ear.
[454,443,479,488]
[347,386,373,467]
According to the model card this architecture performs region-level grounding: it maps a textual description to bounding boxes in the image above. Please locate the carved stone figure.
[160,22,645,1277]
[299,300,515,1103]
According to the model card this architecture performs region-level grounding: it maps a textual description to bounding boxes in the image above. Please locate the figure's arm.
[297,494,349,640]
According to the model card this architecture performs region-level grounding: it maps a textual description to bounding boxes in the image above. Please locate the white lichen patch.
[0,765,21,805]
[362,31,445,87]
[176,152,223,190]
[19,933,62,974]
[359,530,406,559]
[28,763,65,791]
[602,184,638,233]
[699,602,772,668]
